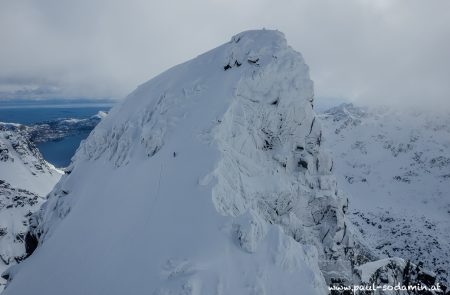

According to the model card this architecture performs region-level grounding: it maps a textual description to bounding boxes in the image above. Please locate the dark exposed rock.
[24,232,39,257]
[247,57,259,64]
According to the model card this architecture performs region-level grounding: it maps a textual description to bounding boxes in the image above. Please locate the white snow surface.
[3,30,336,295]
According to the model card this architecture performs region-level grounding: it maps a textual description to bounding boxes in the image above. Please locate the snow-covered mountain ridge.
[0,123,62,291]
[319,103,450,284]
[2,31,447,294]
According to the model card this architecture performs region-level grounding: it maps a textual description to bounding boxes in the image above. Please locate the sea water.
[0,101,114,167]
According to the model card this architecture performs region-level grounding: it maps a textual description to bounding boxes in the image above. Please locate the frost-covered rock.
[0,124,62,291]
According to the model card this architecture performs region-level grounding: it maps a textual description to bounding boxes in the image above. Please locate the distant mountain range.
[27,111,107,143]
[320,103,450,284]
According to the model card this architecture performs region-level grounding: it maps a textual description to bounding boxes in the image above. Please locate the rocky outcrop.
[0,180,44,290]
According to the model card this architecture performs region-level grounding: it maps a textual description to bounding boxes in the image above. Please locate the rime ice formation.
[2,31,446,295]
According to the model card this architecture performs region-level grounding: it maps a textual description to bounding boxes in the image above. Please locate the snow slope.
[0,123,62,291]
[320,103,450,283]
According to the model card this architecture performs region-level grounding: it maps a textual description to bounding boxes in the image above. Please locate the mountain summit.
[2,30,444,295]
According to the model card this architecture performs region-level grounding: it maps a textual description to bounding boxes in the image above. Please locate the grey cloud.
[1,0,449,109]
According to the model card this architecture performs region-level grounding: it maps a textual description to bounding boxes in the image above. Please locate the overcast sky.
[1,0,449,108]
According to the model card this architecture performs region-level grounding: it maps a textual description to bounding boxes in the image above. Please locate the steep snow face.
[3,30,333,295]
[319,103,450,283]
[0,124,62,291]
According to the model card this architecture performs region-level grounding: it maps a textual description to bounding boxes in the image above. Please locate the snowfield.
[1,31,447,295]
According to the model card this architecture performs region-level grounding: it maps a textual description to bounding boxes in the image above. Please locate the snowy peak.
[2,31,446,294]
[3,30,332,295]
[322,103,369,122]
[75,29,312,168]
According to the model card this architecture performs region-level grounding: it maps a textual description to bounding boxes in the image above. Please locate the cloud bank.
[1,0,449,108]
